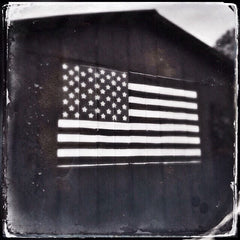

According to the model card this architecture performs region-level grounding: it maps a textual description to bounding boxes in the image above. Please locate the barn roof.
[10,9,234,75]
[146,10,234,74]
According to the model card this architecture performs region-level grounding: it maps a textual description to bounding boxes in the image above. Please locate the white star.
[63,99,68,105]
[74,99,80,105]
[106,109,111,114]
[81,93,86,99]
[69,80,74,86]
[106,75,111,80]
[88,113,94,118]
[100,78,105,83]
[112,115,117,121]
[100,101,105,106]
[95,95,100,100]
[94,83,100,89]
[111,80,116,86]
[112,103,116,108]
[62,63,68,69]
[74,66,79,71]
[117,76,121,81]
[106,96,111,101]
[100,89,105,94]
[100,69,105,75]
[88,68,93,73]
[75,112,80,118]
[111,71,116,76]
[123,115,127,121]
[62,111,68,117]
[69,70,74,75]
[117,109,122,114]
[74,76,79,82]
[122,73,127,78]
[94,73,100,78]
[81,72,86,77]
[117,86,121,91]
[81,82,86,87]
[117,97,121,103]
[101,113,106,119]
[122,92,127,97]
[88,77,94,82]
[69,92,74,98]
[95,108,100,113]
[106,85,111,90]
[122,81,127,87]
[63,86,68,92]
[88,100,94,106]
[69,105,75,111]
[122,104,127,110]
[82,106,87,112]
[74,88,79,93]
[63,75,68,80]
[88,88,93,94]
[112,91,117,97]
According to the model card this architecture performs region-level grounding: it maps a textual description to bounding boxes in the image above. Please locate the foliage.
[215,28,236,60]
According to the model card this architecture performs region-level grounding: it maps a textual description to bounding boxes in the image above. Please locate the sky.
[7,2,237,47]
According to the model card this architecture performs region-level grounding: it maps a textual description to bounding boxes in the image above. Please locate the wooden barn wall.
[5,12,235,236]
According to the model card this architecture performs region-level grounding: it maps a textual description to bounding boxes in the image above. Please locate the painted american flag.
[57,63,201,167]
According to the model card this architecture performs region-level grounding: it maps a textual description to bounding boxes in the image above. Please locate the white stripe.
[57,148,201,157]
[57,160,201,168]
[58,120,200,132]
[57,134,201,144]
[129,109,199,121]
[128,83,197,98]
[129,96,198,109]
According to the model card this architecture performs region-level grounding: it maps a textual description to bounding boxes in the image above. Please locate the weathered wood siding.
[5,10,235,236]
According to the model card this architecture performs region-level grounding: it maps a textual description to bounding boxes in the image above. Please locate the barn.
[4,9,236,236]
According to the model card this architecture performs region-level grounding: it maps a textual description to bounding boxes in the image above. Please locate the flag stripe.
[57,156,202,164]
[129,96,198,109]
[129,90,199,103]
[58,119,200,132]
[57,134,200,144]
[129,117,198,124]
[57,161,201,168]
[58,128,199,136]
[128,83,197,99]
[129,109,199,121]
[129,103,198,114]
[57,148,201,157]
[57,142,201,149]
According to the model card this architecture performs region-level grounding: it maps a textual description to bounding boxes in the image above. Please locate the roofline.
[10,9,234,73]
[151,10,234,67]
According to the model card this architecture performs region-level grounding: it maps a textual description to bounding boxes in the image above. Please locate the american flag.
[57,63,201,167]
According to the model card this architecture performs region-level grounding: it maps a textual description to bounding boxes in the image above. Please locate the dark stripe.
[58,128,200,136]
[57,142,201,149]
[129,90,199,103]
[129,73,200,90]
[129,116,198,124]
[129,103,198,114]
[58,156,202,165]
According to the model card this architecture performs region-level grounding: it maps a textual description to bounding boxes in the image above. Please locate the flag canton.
[61,63,129,122]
